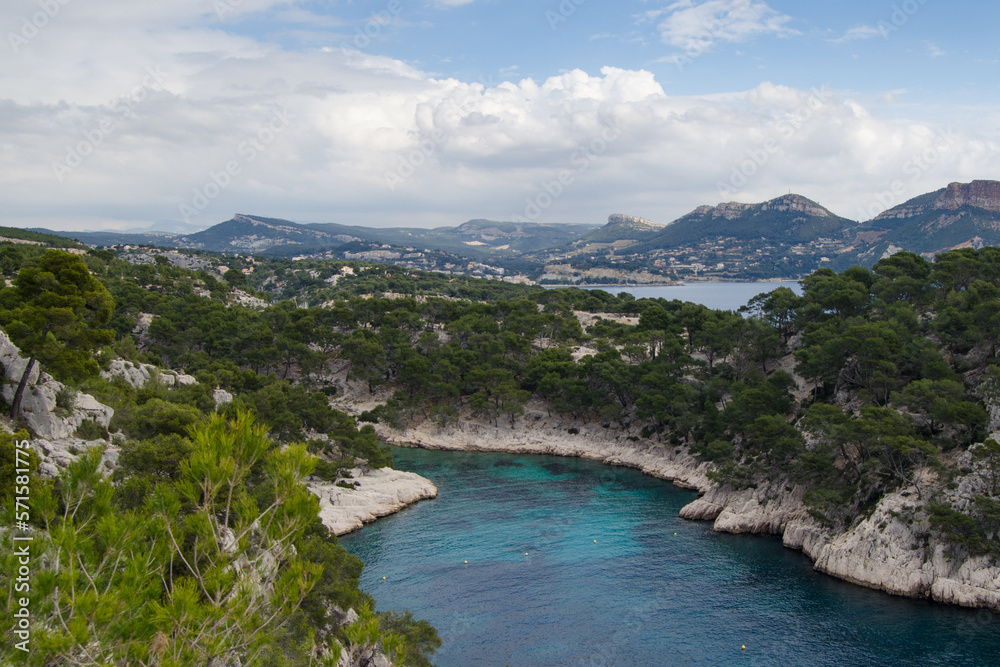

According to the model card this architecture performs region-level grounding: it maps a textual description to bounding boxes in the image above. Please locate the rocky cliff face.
[874,180,1000,221]
[0,330,115,477]
[759,194,833,217]
[606,214,665,230]
[374,409,714,492]
[935,181,1000,213]
[701,194,834,220]
[102,359,198,388]
[683,469,1000,610]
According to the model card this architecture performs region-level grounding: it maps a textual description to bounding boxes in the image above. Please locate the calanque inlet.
[1,241,999,666]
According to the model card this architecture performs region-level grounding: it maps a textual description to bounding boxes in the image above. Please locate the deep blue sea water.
[341,448,1000,667]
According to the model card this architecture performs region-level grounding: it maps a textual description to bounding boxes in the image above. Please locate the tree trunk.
[10,357,36,420]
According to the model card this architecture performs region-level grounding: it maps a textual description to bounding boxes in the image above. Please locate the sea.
[341,448,1000,666]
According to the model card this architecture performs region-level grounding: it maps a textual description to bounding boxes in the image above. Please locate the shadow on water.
[492,458,524,468]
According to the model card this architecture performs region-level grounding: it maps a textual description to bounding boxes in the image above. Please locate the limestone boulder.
[309,467,438,536]
[102,359,198,389]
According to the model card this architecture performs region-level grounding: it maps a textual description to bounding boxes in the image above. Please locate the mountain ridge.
[856,180,1000,258]
[30,180,1000,282]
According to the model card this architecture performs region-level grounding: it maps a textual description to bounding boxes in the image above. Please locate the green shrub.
[0,429,35,501]
[74,420,108,441]
[55,386,75,411]
[377,611,442,667]
[119,398,203,439]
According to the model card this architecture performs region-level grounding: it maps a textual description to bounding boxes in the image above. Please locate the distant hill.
[854,180,1000,261]
[442,219,598,254]
[307,218,598,258]
[6,226,90,249]
[172,214,359,254]
[635,194,856,251]
[37,214,600,260]
[22,180,1000,282]
[32,229,183,248]
[571,214,666,246]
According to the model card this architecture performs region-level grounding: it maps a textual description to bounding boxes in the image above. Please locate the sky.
[1,0,998,232]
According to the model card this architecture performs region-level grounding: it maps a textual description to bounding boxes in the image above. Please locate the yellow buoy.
[382,577,386,580]
[593,540,597,543]
[464,560,468,564]
[741,645,746,651]
[525,552,528,556]
[674,532,677,536]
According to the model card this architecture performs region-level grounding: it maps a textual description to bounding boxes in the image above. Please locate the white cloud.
[656,0,797,53]
[0,1,996,232]
[878,89,908,104]
[927,43,946,58]
[829,25,882,43]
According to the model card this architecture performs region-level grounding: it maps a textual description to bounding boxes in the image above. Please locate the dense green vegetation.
[0,411,435,665]
[0,226,88,250]
[0,250,438,666]
[81,246,1000,554]
[0,251,115,417]
[3,241,1000,664]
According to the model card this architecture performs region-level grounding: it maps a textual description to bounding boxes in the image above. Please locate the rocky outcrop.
[759,194,833,217]
[375,408,1000,611]
[0,332,113,442]
[935,180,1000,213]
[874,180,1000,222]
[679,477,811,534]
[702,194,833,221]
[0,330,116,477]
[309,467,438,536]
[133,313,155,339]
[102,359,197,388]
[230,290,268,310]
[213,388,234,407]
[606,214,664,230]
[790,491,1000,609]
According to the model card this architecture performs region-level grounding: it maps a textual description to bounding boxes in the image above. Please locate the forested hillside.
[105,245,1000,561]
[2,241,999,664]
[0,248,439,666]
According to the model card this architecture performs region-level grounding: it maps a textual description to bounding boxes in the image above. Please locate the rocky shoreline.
[309,467,438,536]
[374,414,1000,612]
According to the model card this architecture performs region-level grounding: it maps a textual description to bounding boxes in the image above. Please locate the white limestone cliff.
[309,467,438,536]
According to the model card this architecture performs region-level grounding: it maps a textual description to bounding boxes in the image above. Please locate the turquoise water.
[341,448,1000,666]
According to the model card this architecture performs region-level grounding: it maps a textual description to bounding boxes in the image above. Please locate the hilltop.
[641,194,853,247]
[854,180,1000,262]
[32,180,1000,283]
